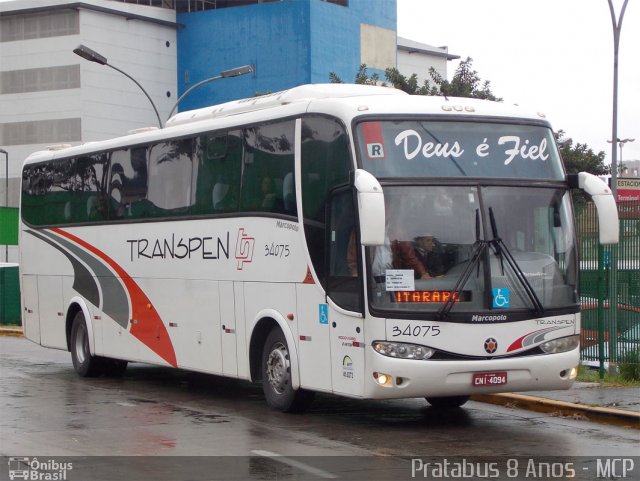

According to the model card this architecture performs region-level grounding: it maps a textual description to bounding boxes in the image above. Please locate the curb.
[0,326,23,337]
[472,393,640,429]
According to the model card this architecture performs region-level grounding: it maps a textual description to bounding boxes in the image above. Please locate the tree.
[555,130,608,176]
[330,57,501,101]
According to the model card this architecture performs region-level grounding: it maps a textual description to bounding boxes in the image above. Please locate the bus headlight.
[540,335,580,354]
[373,341,435,360]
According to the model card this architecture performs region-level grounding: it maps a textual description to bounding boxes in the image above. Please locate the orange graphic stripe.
[52,228,177,367]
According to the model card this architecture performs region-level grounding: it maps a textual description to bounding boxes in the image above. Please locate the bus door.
[21,275,41,344]
[220,281,237,377]
[296,280,332,392]
[327,189,365,397]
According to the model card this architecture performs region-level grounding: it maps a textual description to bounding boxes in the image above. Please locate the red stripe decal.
[52,228,177,367]
[507,336,525,353]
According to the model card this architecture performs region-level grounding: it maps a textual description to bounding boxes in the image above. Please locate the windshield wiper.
[437,209,486,320]
[436,207,545,320]
[488,207,544,315]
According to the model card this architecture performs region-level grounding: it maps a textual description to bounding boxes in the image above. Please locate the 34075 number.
[264,243,290,258]
[391,325,441,337]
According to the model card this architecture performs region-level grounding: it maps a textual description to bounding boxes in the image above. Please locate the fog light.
[373,372,392,386]
[569,367,578,380]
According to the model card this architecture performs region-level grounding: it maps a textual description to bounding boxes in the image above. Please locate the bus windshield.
[367,185,578,317]
[357,120,564,180]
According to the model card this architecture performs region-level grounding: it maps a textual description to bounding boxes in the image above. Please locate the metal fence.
[577,199,640,374]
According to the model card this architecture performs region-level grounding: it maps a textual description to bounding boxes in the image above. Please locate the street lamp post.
[608,138,635,175]
[607,0,629,199]
[166,65,253,121]
[73,44,163,129]
[0,148,8,262]
[605,0,629,376]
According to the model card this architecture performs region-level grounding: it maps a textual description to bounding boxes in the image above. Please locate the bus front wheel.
[261,327,314,413]
[70,311,103,377]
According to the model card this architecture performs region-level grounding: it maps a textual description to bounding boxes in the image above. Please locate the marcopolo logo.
[8,457,73,481]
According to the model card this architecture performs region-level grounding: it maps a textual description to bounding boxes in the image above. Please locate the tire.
[70,311,104,377]
[102,358,128,377]
[261,327,315,413]
[426,395,470,409]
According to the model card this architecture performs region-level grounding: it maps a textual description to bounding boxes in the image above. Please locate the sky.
[1,0,637,167]
[397,0,640,169]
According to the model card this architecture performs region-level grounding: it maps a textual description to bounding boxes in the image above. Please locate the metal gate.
[577,198,640,374]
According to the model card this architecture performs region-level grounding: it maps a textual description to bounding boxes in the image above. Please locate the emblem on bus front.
[484,338,498,354]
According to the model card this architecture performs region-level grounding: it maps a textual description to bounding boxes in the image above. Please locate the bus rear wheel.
[70,311,103,377]
[261,327,314,413]
[426,395,470,408]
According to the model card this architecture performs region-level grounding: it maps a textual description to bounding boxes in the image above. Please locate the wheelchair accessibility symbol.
[319,304,329,324]
[492,288,510,308]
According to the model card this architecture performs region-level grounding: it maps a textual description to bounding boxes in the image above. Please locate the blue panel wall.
[177,1,311,112]
[176,0,397,113]
[309,0,396,84]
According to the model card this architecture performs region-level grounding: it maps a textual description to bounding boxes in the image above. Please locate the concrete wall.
[309,0,396,84]
[177,0,397,110]
[0,0,177,212]
[177,1,311,111]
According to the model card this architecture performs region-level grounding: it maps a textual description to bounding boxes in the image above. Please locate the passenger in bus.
[413,234,446,278]
[259,175,281,211]
[346,224,428,281]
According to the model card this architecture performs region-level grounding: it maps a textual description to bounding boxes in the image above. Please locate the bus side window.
[193,131,242,215]
[327,189,362,313]
[75,153,109,223]
[147,138,193,217]
[301,116,351,287]
[107,148,149,219]
[239,121,295,215]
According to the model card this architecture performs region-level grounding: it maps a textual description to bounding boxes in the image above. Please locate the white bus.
[19,84,618,412]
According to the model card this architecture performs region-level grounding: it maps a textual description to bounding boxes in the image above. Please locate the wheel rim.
[75,325,87,364]
[266,341,290,394]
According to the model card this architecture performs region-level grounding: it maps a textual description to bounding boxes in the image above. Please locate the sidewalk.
[472,382,640,429]
[1,325,638,428]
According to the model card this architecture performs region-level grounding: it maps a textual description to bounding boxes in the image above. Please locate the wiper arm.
[488,207,544,315]
[437,209,485,320]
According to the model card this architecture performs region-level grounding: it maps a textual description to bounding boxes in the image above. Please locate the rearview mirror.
[575,172,619,245]
[353,169,384,246]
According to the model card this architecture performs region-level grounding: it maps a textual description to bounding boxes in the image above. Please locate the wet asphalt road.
[1,336,638,481]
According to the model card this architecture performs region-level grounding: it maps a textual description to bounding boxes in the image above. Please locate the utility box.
[0,263,21,325]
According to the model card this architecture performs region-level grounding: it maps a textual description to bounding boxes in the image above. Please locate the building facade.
[1,0,456,261]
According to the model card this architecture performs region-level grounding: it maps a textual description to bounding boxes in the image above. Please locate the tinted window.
[22,158,75,225]
[147,139,193,217]
[193,131,243,215]
[301,116,351,283]
[328,189,361,312]
[240,121,295,216]
[74,154,110,222]
[109,148,149,219]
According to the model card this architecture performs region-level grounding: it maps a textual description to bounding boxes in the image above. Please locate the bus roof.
[23,84,551,166]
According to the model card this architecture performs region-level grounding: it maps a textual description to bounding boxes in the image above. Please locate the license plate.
[472,372,507,387]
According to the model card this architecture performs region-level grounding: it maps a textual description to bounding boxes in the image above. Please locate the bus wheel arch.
[65,298,94,354]
[260,326,314,413]
[70,309,103,377]
[249,317,278,383]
